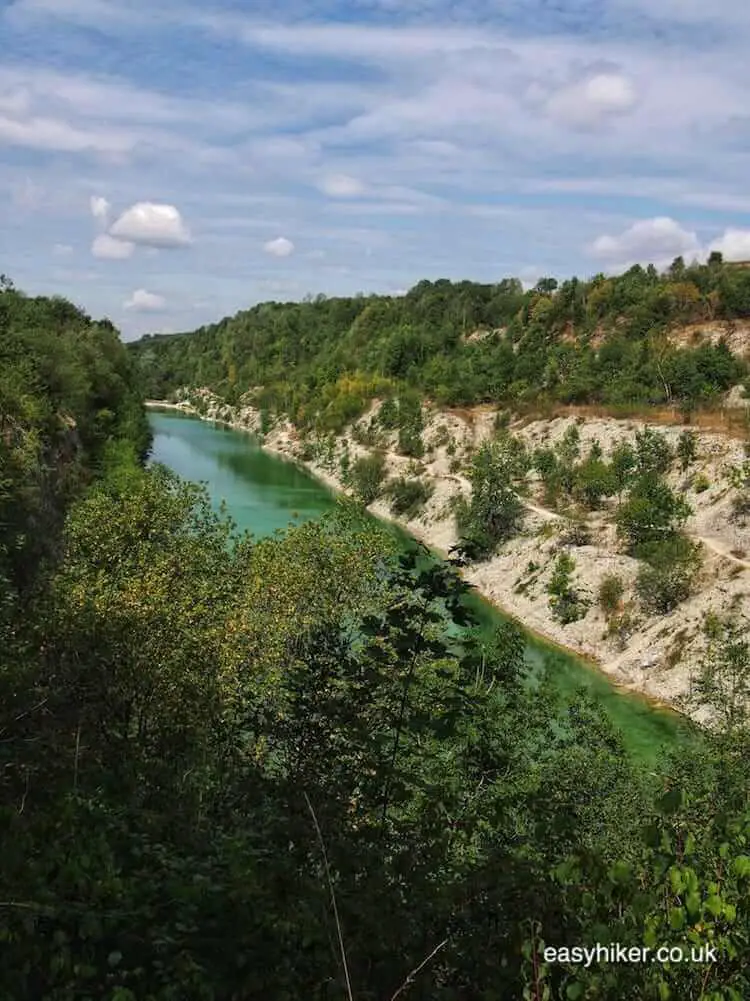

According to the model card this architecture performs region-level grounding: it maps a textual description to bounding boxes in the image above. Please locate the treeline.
[131,255,748,431]
[0,275,150,605]
[2,279,750,999]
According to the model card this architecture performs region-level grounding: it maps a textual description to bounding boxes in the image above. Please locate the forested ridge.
[131,255,748,432]
[2,278,750,1000]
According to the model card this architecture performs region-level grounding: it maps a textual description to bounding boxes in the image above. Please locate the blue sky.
[3,0,750,339]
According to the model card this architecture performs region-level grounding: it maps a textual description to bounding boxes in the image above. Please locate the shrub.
[693,473,710,493]
[455,437,528,560]
[377,397,399,429]
[635,536,702,614]
[573,459,617,509]
[677,429,698,472]
[598,574,624,617]
[351,452,387,505]
[548,551,589,624]
[559,520,592,546]
[351,419,380,447]
[635,427,673,476]
[386,477,434,519]
[616,474,691,552]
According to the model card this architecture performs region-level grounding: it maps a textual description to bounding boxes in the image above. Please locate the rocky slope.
[147,391,750,722]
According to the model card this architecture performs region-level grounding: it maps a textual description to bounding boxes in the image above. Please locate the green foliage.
[693,472,710,493]
[616,473,692,552]
[635,536,702,614]
[8,274,750,1001]
[728,460,750,523]
[0,281,150,604]
[386,476,434,518]
[350,451,387,504]
[610,441,637,496]
[455,436,529,559]
[688,613,750,730]
[598,574,625,617]
[573,456,617,509]
[548,551,589,624]
[677,428,698,472]
[128,264,747,426]
[635,427,673,476]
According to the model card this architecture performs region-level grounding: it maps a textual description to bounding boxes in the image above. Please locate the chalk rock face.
[725,385,750,409]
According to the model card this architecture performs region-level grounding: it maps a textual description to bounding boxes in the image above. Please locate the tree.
[456,436,528,559]
[350,452,387,505]
[634,427,673,477]
[676,428,698,473]
[635,536,701,614]
[616,474,691,552]
[548,551,589,624]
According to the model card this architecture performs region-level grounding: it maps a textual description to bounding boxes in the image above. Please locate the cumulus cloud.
[90,194,110,223]
[109,202,191,248]
[92,233,135,259]
[708,229,750,262]
[319,173,366,197]
[123,288,166,311]
[52,243,73,256]
[263,236,295,257]
[588,217,701,268]
[543,72,637,129]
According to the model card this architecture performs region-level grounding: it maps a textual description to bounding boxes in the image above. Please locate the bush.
[386,477,434,519]
[377,397,399,429]
[677,429,698,472]
[693,473,710,493]
[635,427,673,476]
[616,474,691,552]
[635,536,702,614]
[598,574,625,617]
[455,437,528,560]
[559,520,592,547]
[548,551,589,624]
[351,419,380,447]
[351,452,387,505]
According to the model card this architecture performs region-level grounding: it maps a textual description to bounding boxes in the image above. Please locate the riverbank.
[146,392,750,725]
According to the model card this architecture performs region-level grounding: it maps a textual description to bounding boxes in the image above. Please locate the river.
[148,408,693,764]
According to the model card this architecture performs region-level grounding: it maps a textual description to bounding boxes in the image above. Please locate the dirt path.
[520,495,750,571]
[694,534,750,570]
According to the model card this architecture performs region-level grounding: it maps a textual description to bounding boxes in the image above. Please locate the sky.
[3,0,750,340]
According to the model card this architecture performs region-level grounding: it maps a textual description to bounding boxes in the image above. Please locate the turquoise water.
[147,408,693,763]
[148,409,336,536]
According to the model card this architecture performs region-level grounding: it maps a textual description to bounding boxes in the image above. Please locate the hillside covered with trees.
[132,255,749,432]
[3,279,750,999]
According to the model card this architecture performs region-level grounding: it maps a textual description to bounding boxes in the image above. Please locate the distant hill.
[129,255,750,431]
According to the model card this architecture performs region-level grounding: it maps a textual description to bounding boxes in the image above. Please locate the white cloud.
[588,217,701,268]
[52,242,73,256]
[123,288,166,311]
[543,73,637,129]
[90,195,110,222]
[108,202,190,248]
[319,173,366,197]
[91,233,134,259]
[263,236,295,257]
[708,229,750,262]
[0,113,133,155]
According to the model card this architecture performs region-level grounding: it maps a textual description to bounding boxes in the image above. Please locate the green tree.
[616,474,691,552]
[677,428,698,473]
[548,551,589,624]
[456,436,528,559]
[350,452,387,505]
